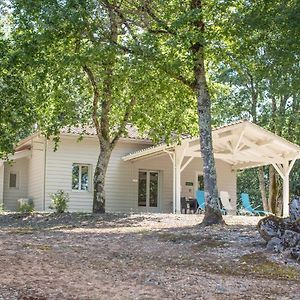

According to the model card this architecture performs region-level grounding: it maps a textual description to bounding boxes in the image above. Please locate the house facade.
[0,121,299,214]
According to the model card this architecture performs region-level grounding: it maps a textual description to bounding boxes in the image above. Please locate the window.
[138,171,147,207]
[72,164,91,191]
[9,172,18,189]
[138,170,159,208]
[197,174,204,190]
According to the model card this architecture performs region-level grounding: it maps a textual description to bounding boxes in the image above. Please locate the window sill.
[71,190,91,193]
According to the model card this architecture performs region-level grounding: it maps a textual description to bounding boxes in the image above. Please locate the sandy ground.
[0,213,299,300]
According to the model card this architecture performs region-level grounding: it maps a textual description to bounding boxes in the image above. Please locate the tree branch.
[142,2,176,35]
[111,96,137,147]
[82,65,101,139]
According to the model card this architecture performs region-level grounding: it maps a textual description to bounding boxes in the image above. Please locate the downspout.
[164,149,176,214]
[43,138,47,211]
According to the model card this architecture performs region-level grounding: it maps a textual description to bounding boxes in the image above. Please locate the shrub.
[49,190,69,213]
[18,200,34,213]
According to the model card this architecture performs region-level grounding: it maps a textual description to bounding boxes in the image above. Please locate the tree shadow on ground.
[0,212,161,230]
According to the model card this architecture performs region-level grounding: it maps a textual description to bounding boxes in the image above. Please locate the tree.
[209,0,300,215]
[0,23,35,159]
[6,0,195,213]
[113,0,235,225]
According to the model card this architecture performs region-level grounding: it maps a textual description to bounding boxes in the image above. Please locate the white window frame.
[138,169,161,209]
[9,171,19,189]
[72,163,92,192]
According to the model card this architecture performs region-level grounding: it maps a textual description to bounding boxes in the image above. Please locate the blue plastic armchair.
[240,193,271,216]
[196,190,205,213]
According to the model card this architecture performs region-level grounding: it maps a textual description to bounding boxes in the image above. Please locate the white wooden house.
[0,121,299,215]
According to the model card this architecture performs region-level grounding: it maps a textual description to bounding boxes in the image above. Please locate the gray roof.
[60,124,150,141]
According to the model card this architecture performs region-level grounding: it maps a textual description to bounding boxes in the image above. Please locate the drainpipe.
[164,150,176,214]
[43,138,47,211]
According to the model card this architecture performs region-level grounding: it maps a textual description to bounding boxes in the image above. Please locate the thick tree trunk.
[275,176,283,217]
[258,167,269,211]
[191,0,224,226]
[268,165,277,213]
[197,90,224,226]
[93,142,112,213]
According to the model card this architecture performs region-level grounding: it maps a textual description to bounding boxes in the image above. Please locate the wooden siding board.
[45,137,149,212]
[27,138,45,211]
[181,158,237,213]
[3,158,29,211]
[42,136,237,213]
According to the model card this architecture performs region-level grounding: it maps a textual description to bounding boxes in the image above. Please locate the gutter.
[43,138,47,211]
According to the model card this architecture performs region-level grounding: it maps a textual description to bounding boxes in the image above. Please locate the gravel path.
[0,213,299,299]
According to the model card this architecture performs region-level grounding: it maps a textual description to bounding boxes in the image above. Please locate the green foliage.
[18,200,34,213]
[1,0,198,151]
[237,169,263,210]
[0,35,36,159]
[49,190,69,213]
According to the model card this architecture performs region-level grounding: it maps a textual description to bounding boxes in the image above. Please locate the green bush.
[49,190,69,213]
[18,200,34,213]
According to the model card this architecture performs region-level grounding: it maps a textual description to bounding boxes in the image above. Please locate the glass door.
[138,170,160,212]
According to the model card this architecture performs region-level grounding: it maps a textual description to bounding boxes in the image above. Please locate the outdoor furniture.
[187,197,197,213]
[219,191,234,215]
[196,190,205,213]
[240,193,271,216]
[181,197,188,214]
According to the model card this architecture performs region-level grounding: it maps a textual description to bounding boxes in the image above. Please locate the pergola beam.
[272,156,298,217]
[180,156,194,173]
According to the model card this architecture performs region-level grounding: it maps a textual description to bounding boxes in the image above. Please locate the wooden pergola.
[123,121,300,216]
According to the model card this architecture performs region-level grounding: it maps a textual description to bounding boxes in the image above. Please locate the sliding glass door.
[138,170,160,212]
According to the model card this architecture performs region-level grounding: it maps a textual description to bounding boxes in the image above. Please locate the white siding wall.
[27,137,45,211]
[45,137,148,212]
[181,158,237,213]
[125,153,173,213]
[3,158,29,211]
[44,136,237,213]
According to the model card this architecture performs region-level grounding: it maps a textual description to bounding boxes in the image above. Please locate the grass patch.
[22,243,52,251]
[6,227,38,234]
[200,252,300,281]
[137,228,150,235]
[191,238,229,251]
[158,232,203,243]
[37,244,52,251]
[239,252,300,280]
[158,232,228,251]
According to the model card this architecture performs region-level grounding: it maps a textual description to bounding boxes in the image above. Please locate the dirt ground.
[0,213,299,300]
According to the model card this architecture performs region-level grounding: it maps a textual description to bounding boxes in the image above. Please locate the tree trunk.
[268,165,277,213]
[248,75,269,212]
[93,142,112,213]
[198,95,224,225]
[258,166,269,211]
[275,176,283,217]
[191,0,224,226]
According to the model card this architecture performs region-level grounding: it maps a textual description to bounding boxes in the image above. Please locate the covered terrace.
[123,120,300,216]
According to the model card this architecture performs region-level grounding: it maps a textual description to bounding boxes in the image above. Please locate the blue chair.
[196,190,205,213]
[240,193,271,216]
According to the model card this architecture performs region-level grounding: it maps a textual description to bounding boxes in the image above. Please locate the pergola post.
[175,154,181,214]
[174,143,189,214]
[164,150,176,214]
[272,157,297,217]
[282,175,289,217]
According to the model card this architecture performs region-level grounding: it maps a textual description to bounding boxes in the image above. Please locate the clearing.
[0,213,299,300]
